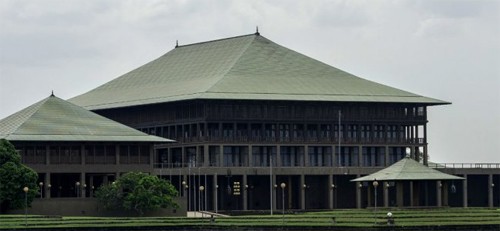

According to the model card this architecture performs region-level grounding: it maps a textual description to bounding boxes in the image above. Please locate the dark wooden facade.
[17,141,154,198]
[94,99,433,211]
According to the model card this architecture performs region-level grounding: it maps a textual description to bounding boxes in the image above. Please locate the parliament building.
[2,32,499,214]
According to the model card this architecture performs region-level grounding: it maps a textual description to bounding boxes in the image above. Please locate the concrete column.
[213,174,218,213]
[80,172,86,198]
[409,181,414,206]
[45,173,51,199]
[423,123,428,166]
[115,144,120,165]
[328,174,334,209]
[181,146,186,167]
[396,182,404,207]
[488,174,494,208]
[248,145,253,167]
[203,144,209,167]
[463,175,468,207]
[79,145,85,166]
[436,181,442,207]
[243,174,248,210]
[384,146,389,167]
[413,181,423,206]
[277,145,282,167]
[45,145,50,165]
[356,180,362,208]
[272,174,277,211]
[358,146,363,167]
[218,145,223,167]
[195,146,200,167]
[367,185,372,207]
[300,174,306,210]
[304,145,309,167]
[89,176,94,198]
[383,182,389,207]
[442,181,449,206]
[149,145,154,168]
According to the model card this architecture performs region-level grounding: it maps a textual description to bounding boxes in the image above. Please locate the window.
[308,146,332,167]
[280,146,304,167]
[252,146,276,167]
[223,146,248,167]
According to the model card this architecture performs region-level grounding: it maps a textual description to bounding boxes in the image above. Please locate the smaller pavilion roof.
[352,157,464,182]
[0,94,172,142]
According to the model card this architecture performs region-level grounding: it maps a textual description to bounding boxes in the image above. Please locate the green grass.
[1,208,499,229]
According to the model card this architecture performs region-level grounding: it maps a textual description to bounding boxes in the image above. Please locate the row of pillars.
[38,172,115,199]
[180,173,338,211]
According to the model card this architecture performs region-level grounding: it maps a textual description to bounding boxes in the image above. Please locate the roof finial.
[255,26,260,36]
[175,40,178,48]
[50,90,54,97]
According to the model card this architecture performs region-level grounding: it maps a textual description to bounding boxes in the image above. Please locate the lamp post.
[270,157,273,216]
[215,184,218,214]
[75,182,80,197]
[199,186,205,211]
[373,179,379,223]
[182,181,188,211]
[38,182,43,199]
[23,187,28,227]
[280,183,286,224]
[47,184,51,198]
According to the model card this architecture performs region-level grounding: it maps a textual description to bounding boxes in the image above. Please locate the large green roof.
[0,94,171,142]
[70,34,448,110]
[351,157,464,182]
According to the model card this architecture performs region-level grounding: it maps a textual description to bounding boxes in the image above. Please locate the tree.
[0,139,38,211]
[95,172,179,215]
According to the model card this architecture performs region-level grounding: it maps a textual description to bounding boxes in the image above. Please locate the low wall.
[7,197,186,217]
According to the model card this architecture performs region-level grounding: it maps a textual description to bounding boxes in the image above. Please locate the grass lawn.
[0,208,499,229]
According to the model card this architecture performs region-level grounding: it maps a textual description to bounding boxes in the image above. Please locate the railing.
[154,161,500,170]
[429,163,500,169]
[170,135,426,145]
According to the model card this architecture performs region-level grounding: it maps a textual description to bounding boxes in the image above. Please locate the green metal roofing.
[351,157,464,182]
[0,94,171,142]
[70,33,449,110]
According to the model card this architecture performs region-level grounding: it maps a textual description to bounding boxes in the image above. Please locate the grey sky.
[1,0,499,163]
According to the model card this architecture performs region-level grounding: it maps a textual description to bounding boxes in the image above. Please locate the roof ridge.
[203,35,258,93]
[0,96,51,135]
[176,33,257,49]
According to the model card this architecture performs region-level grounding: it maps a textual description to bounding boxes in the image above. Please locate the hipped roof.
[0,94,171,142]
[70,33,449,110]
[351,157,464,182]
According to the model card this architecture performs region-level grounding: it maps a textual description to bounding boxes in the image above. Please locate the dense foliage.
[0,139,38,211]
[95,172,179,215]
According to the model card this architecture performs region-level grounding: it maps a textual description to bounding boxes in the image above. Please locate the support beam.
[488,174,494,208]
[383,182,389,207]
[243,174,248,210]
[300,174,306,210]
[44,173,51,199]
[436,180,442,207]
[328,174,334,209]
[356,175,362,208]
[463,174,468,208]
[409,181,414,206]
[213,174,218,213]
[272,174,277,211]
[203,144,209,167]
[442,181,449,206]
[423,123,428,166]
[396,182,404,207]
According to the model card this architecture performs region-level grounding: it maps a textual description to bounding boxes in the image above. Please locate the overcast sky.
[0,0,499,163]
